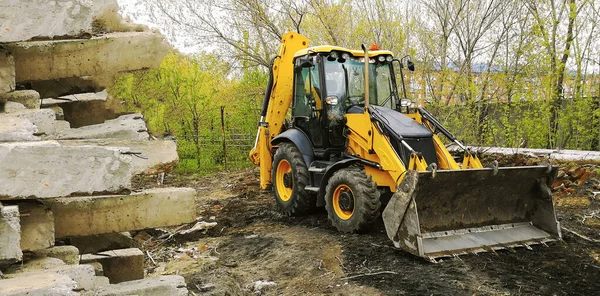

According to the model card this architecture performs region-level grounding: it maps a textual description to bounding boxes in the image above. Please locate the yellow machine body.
[250,33,561,261]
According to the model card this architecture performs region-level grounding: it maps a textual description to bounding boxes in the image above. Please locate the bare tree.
[423,0,467,103]
[526,0,585,148]
[146,0,307,69]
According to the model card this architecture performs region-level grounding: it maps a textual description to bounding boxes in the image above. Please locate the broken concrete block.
[60,139,179,175]
[5,109,58,136]
[0,90,41,109]
[95,275,188,296]
[80,248,144,284]
[56,120,71,132]
[4,101,27,112]
[42,90,107,128]
[34,246,80,265]
[0,116,39,142]
[4,259,97,292]
[43,90,107,106]
[0,272,79,296]
[70,232,137,254]
[57,113,149,140]
[49,187,197,237]
[52,264,97,292]
[0,205,22,265]
[0,141,132,199]
[0,50,16,93]
[0,0,119,43]
[88,261,105,276]
[18,202,55,251]
[46,106,65,120]
[94,275,111,288]
[7,32,169,83]
[5,257,66,274]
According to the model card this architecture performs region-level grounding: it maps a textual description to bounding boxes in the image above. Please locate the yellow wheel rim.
[333,184,354,220]
[276,159,293,201]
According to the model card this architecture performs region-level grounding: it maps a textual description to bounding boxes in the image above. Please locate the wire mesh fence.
[176,127,256,172]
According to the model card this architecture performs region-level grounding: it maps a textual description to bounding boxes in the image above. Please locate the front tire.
[272,143,315,215]
[325,167,381,233]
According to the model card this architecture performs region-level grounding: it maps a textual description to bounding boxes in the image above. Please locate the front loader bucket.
[382,166,561,261]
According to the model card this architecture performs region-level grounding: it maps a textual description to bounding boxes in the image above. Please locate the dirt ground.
[137,158,600,296]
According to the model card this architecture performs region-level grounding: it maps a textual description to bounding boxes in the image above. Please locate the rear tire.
[272,143,315,215]
[325,167,381,233]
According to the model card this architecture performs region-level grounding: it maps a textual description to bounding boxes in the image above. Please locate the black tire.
[272,142,316,215]
[325,167,381,233]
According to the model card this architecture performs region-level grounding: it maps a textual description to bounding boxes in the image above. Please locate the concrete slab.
[60,139,179,174]
[4,257,66,274]
[18,202,55,251]
[45,106,65,120]
[0,272,78,296]
[43,90,108,106]
[0,141,132,199]
[0,205,22,265]
[34,246,80,265]
[0,116,39,142]
[95,275,189,296]
[30,76,105,99]
[80,248,143,284]
[70,232,136,254]
[4,101,27,112]
[0,50,15,93]
[0,0,117,43]
[0,90,41,109]
[93,276,111,289]
[57,114,149,140]
[42,90,107,128]
[48,187,197,237]
[4,259,97,292]
[5,109,58,136]
[6,32,169,83]
[56,120,71,133]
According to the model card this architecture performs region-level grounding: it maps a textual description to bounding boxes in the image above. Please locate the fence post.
[221,106,227,169]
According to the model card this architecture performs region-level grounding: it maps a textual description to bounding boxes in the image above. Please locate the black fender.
[316,158,359,207]
[271,128,314,167]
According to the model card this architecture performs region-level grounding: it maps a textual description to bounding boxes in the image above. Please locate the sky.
[116,0,201,53]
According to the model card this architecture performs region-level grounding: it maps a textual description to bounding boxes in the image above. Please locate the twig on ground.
[341,271,398,280]
[335,256,345,269]
[562,226,600,243]
[146,250,157,265]
[370,242,392,249]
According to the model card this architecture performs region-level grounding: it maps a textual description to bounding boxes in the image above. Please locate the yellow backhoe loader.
[249,32,561,261]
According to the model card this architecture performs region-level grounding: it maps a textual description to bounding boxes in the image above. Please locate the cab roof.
[293,45,394,58]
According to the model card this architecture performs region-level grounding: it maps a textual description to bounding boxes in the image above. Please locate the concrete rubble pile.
[0,1,193,295]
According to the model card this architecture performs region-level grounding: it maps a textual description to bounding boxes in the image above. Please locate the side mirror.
[407,59,415,71]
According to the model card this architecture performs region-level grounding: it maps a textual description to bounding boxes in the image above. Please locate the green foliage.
[110,52,267,173]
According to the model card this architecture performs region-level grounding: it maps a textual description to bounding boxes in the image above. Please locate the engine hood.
[371,106,433,138]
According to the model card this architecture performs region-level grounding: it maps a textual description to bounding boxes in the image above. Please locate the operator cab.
[291,47,438,167]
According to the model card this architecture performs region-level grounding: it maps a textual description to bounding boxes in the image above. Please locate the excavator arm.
[249,33,309,190]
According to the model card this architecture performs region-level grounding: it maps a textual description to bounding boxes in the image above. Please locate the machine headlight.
[325,96,338,105]
[386,55,393,62]
[400,98,413,107]
[378,55,386,62]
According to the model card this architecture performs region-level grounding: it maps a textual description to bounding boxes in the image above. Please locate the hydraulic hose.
[260,57,277,117]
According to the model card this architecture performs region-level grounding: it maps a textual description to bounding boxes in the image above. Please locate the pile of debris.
[0,1,195,295]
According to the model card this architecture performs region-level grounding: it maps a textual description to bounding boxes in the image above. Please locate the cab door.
[292,55,326,148]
